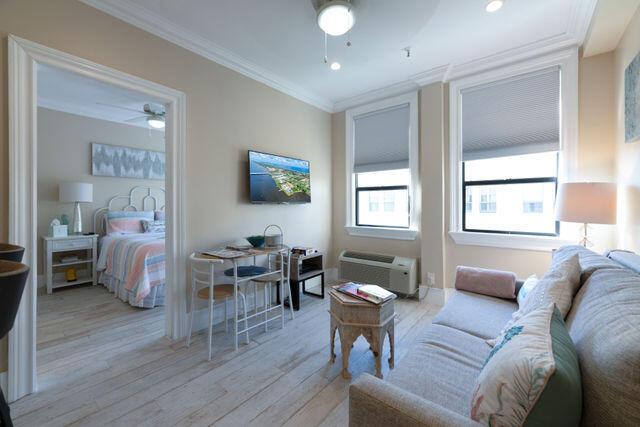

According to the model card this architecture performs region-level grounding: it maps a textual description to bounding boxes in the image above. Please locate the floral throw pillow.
[471,303,556,426]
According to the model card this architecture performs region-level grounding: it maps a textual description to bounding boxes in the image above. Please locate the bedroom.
[35,63,168,390]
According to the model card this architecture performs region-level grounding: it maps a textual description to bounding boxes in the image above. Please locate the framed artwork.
[625,50,640,143]
[91,143,165,180]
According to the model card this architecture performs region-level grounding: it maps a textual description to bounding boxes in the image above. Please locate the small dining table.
[198,245,293,350]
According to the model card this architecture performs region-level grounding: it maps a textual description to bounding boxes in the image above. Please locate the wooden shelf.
[52,259,93,268]
[297,269,324,281]
[52,277,93,289]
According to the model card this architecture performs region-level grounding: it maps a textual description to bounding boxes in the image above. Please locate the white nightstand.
[42,234,98,294]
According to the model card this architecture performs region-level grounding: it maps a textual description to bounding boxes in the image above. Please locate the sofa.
[349,246,640,426]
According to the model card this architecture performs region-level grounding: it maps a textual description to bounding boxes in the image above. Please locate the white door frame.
[7,35,188,402]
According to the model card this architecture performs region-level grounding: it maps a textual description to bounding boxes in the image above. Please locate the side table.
[328,287,395,379]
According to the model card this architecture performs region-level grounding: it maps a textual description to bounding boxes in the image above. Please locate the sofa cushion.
[552,245,622,282]
[517,274,539,307]
[432,290,517,340]
[565,268,640,426]
[471,304,581,426]
[606,249,640,274]
[388,324,491,417]
[454,266,517,299]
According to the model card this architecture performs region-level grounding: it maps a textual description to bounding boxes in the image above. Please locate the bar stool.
[251,250,295,331]
[187,253,249,360]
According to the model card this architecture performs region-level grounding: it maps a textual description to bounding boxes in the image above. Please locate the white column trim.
[7,35,188,402]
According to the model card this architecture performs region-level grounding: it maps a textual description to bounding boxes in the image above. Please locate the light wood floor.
[11,283,441,427]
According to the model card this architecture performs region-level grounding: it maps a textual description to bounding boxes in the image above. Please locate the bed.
[94,186,166,308]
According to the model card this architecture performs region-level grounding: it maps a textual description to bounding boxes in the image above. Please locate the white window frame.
[345,92,420,240]
[449,47,578,251]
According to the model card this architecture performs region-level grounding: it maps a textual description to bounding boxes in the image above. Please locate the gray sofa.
[349,246,640,426]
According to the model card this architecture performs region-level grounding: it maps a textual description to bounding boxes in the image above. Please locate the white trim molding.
[344,92,420,241]
[448,46,579,252]
[7,35,188,402]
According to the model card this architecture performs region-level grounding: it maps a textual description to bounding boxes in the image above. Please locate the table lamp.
[554,182,617,247]
[59,182,93,234]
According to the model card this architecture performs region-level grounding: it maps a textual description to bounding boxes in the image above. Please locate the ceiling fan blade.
[96,102,144,114]
[125,115,148,123]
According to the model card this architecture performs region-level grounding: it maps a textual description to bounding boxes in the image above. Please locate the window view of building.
[356,169,409,228]
[479,189,497,213]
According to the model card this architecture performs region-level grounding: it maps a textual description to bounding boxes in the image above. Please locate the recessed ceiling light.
[486,0,504,13]
[147,116,165,129]
[330,62,341,71]
[317,1,355,36]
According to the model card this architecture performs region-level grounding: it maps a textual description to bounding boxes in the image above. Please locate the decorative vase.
[0,243,25,262]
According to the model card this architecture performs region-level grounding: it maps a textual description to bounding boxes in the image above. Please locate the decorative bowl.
[246,235,265,248]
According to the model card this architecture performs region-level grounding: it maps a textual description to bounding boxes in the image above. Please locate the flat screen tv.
[249,150,311,204]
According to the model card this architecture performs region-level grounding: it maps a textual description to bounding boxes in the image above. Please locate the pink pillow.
[106,217,144,234]
[454,266,516,299]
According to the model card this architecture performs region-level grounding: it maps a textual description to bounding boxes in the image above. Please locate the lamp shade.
[59,182,93,203]
[555,182,617,224]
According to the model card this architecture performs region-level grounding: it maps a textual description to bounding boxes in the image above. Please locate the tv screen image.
[249,150,311,203]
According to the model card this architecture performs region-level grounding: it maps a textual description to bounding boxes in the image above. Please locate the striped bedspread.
[97,233,165,304]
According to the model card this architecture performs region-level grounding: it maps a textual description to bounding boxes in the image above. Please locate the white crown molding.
[79,0,334,112]
[37,98,152,129]
[410,65,451,87]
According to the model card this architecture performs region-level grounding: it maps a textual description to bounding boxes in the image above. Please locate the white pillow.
[517,275,538,307]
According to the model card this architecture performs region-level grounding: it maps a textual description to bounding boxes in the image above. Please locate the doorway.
[8,35,187,402]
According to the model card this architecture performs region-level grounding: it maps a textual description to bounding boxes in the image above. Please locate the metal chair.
[187,253,249,360]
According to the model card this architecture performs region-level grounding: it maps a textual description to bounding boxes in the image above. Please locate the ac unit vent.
[341,251,395,264]
[340,261,391,287]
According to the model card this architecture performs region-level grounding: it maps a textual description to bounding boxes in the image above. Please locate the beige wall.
[36,107,165,273]
[614,7,640,251]
[0,0,332,373]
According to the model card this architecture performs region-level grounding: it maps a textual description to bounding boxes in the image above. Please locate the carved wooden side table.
[328,287,395,379]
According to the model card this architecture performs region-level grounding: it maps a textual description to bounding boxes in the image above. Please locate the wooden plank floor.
[11,283,441,427]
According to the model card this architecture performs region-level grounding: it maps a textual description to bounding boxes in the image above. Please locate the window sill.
[345,226,419,240]
[448,231,573,252]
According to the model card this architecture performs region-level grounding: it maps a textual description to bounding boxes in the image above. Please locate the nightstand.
[42,234,98,294]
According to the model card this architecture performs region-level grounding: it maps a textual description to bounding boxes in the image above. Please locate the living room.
[0,0,639,426]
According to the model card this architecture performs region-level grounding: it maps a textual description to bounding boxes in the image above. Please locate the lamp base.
[579,223,593,248]
[72,202,83,234]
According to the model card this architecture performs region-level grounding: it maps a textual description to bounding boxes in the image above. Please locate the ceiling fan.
[96,102,166,129]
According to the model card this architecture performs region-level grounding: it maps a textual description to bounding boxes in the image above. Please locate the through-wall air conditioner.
[338,250,418,295]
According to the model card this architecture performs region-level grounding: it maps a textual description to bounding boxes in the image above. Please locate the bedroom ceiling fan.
[96,102,166,129]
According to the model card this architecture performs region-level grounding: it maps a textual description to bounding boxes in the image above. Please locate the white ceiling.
[37,63,165,129]
[583,0,640,57]
[82,0,598,112]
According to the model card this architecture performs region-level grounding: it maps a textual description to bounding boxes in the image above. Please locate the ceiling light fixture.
[317,1,355,36]
[485,0,504,12]
[330,62,341,71]
[147,115,165,129]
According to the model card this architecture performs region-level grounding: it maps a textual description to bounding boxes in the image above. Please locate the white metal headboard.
[93,186,165,235]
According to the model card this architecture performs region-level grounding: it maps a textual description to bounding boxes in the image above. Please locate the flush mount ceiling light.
[485,0,504,12]
[330,61,341,71]
[146,115,165,129]
[317,0,355,36]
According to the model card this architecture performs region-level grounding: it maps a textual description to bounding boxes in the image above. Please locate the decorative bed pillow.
[154,210,165,221]
[454,266,517,299]
[488,255,580,346]
[517,274,538,307]
[142,219,165,233]
[471,304,581,426]
[106,211,154,234]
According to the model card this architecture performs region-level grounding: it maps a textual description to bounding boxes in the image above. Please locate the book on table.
[336,282,396,305]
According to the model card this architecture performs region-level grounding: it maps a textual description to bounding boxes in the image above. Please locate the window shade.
[461,67,560,161]
[353,103,410,173]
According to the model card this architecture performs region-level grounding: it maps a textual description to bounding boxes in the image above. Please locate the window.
[465,192,473,213]
[479,189,496,213]
[356,169,409,228]
[450,49,578,249]
[345,92,419,239]
[463,152,558,235]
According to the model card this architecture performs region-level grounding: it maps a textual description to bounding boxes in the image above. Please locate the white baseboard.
[0,371,7,396]
[424,286,445,306]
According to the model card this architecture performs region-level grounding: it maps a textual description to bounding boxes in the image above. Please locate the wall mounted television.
[248,150,311,204]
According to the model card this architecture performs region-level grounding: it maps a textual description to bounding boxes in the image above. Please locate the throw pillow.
[471,304,582,426]
[517,274,538,307]
[488,254,580,346]
[106,211,154,234]
[142,219,165,233]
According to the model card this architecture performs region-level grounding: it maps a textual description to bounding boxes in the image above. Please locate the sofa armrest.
[349,374,480,427]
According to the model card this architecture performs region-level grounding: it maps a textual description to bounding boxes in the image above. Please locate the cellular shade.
[555,182,617,224]
[462,67,560,161]
[59,182,93,203]
[353,103,409,173]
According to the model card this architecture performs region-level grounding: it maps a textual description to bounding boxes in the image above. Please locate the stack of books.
[336,282,396,305]
[292,247,317,256]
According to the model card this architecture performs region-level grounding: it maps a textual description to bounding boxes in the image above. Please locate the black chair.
[0,244,29,427]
